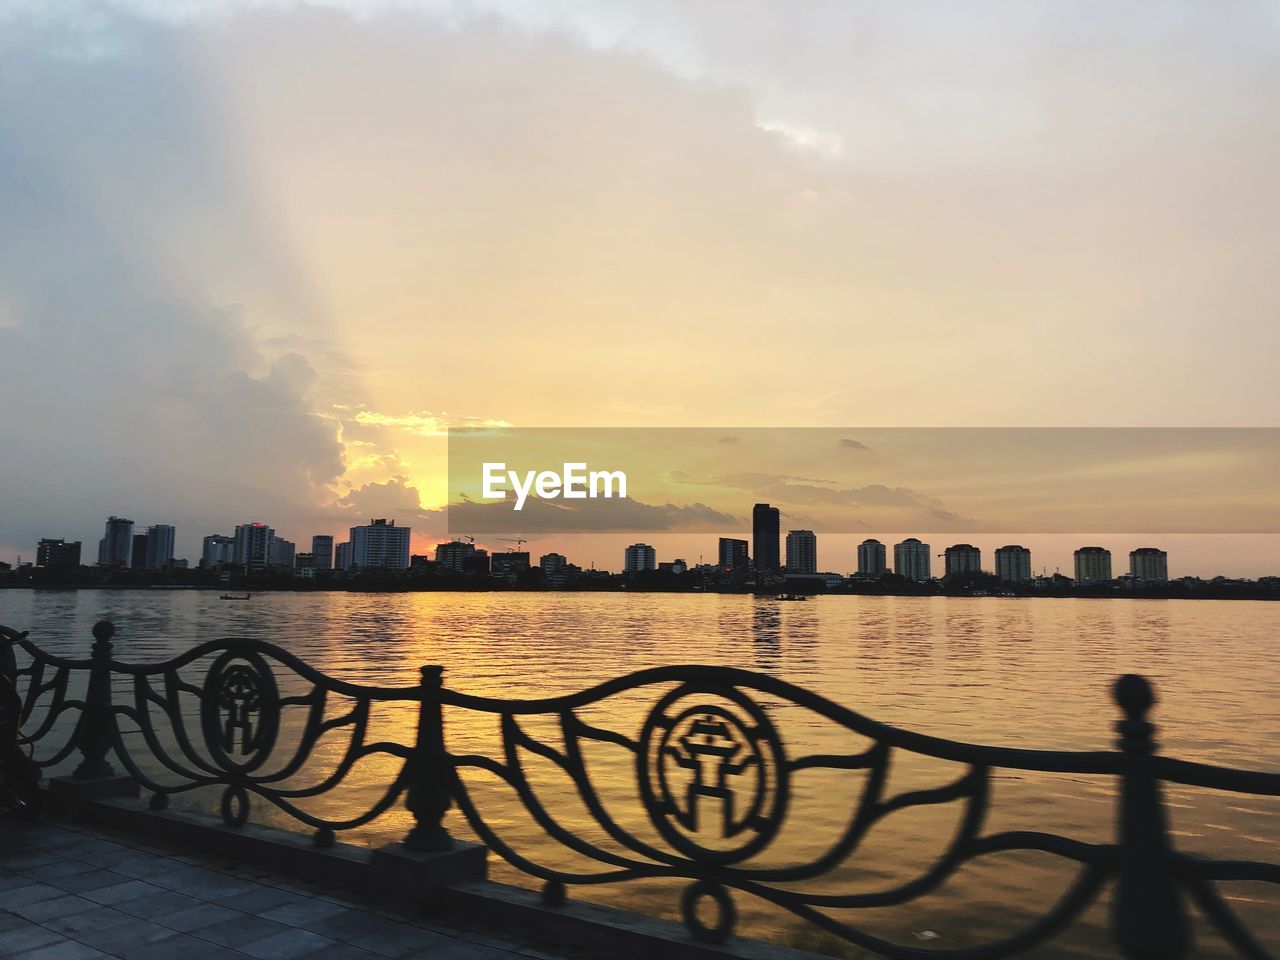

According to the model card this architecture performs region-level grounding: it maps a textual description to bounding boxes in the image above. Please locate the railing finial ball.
[92,620,115,643]
[1114,673,1154,720]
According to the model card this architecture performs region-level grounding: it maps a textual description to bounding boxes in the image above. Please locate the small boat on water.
[775,593,811,601]
[220,594,251,601]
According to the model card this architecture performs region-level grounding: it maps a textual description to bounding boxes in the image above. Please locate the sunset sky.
[1,1,1278,574]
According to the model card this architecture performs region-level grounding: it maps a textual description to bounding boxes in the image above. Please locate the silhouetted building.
[233,523,275,573]
[436,540,479,572]
[856,539,887,577]
[624,543,657,574]
[994,545,1032,583]
[269,537,296,570]
[350,519,410,570]
[893,538,931,581]
[491,551,530,577]
[144,524,176,569]
[785,530,817,574]
[97,516,134,567]
[202,535,235,569]
[130,534,149,570]
[311,535,334,571]
[295,552,315,569]
[1074,546,1113,584]
[752,504,780,573]
[539,552,568,575]
[659,559,688,574]
[718,538,749,571]
[1130,547,1169,583]
[944,544,982,577]
[335,541,353,572]
[36,539,81,571]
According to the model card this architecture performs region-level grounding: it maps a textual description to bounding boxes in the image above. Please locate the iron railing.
[3,620,1278,959]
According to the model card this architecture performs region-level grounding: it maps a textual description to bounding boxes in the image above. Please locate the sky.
[1,1,1278,575]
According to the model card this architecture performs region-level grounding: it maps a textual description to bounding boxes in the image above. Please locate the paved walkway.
[1,818,569,960]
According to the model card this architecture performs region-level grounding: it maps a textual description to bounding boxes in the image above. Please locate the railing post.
[404,664,453,851]
[72,620,117,780]
[1111,674,1191,960]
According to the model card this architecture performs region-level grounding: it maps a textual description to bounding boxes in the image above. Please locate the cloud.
[446,495,740,533]
[349,411,511,437]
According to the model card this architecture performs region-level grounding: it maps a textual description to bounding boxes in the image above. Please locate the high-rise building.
[856,538,887,577]
[718,537,750,571]
[1130,547,1169,583]
[785,530,817,574]
[350,519,410,570]
[131,534,149,570]
[311,535,334,571]
[36,539,81,570]
[335,541,353,572]
[436,540,480,571]
[491,551,530,578]
[233,523,275,573]
[1074,546,1113,584]
[752,504,780,574]
[144,524,176,569]
[294,552,315,569]
[624,543,657,574]
[994,545,1032,583]
[269,537,296,570]
[944,544,982,577]
[893,538,932,581]
[202,535,235,569]
[97,516,134,567]
[539,552,568,575]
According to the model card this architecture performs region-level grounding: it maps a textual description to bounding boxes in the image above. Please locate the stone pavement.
[0,817,571,960]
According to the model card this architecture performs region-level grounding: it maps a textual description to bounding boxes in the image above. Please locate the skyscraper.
[944,544,982,577]
[335,541,353,572]
[994,545,1032,583]
[269,537,296,570]
[1129,547,1169,583]
[436,539,478,571]
[144,524,176,569]
[1074,546,1113,584]
[718,537,749,571]
[752,503,780,574]
[624,543,657,574]
[856,538,887,577]
[350,519,410,570]
[311,535,334,571]
[233,523,274,572]
[785,530,817,574]
[36,539,81,571]
[97,516,134,567]
[130,534,149,570]
[893,538,932,581]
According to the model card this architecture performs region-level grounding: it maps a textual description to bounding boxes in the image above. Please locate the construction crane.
[498,538,528,551]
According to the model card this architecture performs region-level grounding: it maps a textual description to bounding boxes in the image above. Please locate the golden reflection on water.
[4,590,1278,958]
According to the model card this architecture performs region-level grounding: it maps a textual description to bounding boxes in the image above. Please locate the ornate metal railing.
[3,620,1278,959]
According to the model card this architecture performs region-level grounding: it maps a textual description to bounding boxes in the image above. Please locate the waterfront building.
[144,524,176,569]
[233,523,275,573]
[335,541,353,572]
[539,552,568,575]
[944,544,982,577]
[350,519,410,570]
[752,504,781,573]
[201,535,235,569]
[893,538,932,581]
[1074,546,1113,584]
[491,551,530,578]
[436,540,478,571]
[36,539,81,570]
[1130,547,1169,583]
[269,537,296,571]
[130,534,149,570]
[97,516,134,567]
[994,545,1032,583]
[295,552,315,569]
[659,559,688,574]
[856,538,887,577]
[624,543,657,574]
[785,530,817,574]
[311,535,334,571]
[718,538,749,572]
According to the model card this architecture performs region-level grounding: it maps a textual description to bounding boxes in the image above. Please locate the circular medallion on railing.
[200,649,280,774]
[680,879,737,943]
[637,682,788,865]
[221,784,250,828]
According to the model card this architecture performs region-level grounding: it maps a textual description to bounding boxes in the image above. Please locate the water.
[3,589,1277,957]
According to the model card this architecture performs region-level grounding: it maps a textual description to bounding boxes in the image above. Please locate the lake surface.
[2,590,1277,958]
